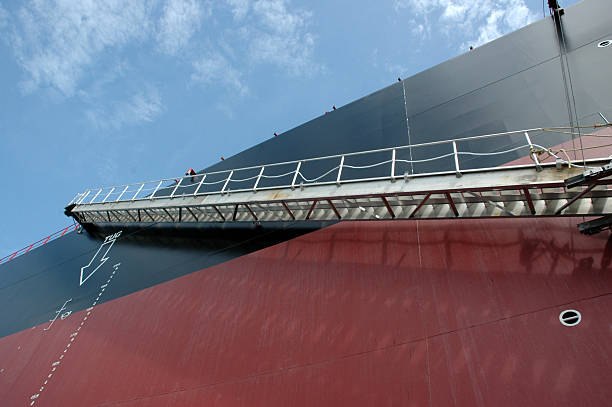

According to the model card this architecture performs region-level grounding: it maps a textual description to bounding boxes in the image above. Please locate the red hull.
[2,218,611,406]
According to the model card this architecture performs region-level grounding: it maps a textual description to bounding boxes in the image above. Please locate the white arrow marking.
[79,236,118,286]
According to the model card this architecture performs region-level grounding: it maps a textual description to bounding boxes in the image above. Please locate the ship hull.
[2,218,611,406]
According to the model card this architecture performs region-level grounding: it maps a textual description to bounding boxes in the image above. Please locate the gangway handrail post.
[67,193,79,205]
[391,149,396,182]
[102,187,115,203]
[70,193,82,205]
[291,161,302,190]
[151,180,163,199]
[132,184,144,201]
[524,132,542,172]
[77,190,91,204]
[74,193,84,205]
[89,188,103,204]
[453,141,462,178]
[193,174,207,196]
[116,185,129,202]
[221,171,233,194]
[337,155,345,185]
[170,177,183,198]
[253,167,265,192]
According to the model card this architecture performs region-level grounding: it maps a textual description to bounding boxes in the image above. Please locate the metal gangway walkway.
[66,126,612,228]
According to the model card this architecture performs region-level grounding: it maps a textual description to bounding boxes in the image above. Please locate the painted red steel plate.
[1,218,611,406]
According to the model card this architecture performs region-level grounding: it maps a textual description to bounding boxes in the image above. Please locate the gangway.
[65,127,612,229]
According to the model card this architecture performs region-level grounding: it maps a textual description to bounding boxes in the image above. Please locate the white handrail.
[69,125,608,206]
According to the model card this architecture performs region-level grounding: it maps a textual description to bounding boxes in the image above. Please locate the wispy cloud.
[12,0,152,97]
[189,0,320,97]
[226,0,250,21]
[2,0,322,125]
[192,52,248,96]
[248,0,320,76]
[394,0,537,48]
[0,4,8,30]
[157,0,210,55]
[116,86,164,124]
[385,62,410,78]
[86,85,164,130]
[470,0,534,47]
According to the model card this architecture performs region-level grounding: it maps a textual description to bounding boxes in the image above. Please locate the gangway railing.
[0,224,80,266]
[66,126,612,227]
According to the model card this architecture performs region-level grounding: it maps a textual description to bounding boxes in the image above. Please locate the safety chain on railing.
[68,124,612,207]
[0,224,80,266]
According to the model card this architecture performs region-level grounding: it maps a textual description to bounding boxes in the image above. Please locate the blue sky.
[0,0,577,257]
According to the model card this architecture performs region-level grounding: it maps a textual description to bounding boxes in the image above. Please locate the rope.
[529,144,601,170]
[540,129,612,138]
[298,166,340,182]
[541,124,611,131]
[227,174,261,182]
[260,170,296,179]
[458,144,529,156]
[201,179,228,185]
[395,152,455,164]
[343,159,393,169]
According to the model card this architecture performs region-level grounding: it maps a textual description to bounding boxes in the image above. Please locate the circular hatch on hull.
[559,309,581,327]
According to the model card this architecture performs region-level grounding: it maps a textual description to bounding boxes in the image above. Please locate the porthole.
[559,309,581,327]
[597,40,611,48]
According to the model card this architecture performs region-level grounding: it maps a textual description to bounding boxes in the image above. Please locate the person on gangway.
[185,168,197,182]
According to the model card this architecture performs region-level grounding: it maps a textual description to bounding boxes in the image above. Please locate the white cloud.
[470,0,535,47]
[86,85,164,130]
[157,0,209,55]
[394,0,537,48]
[503,0,534,30]
[190,0,320,94]
[192,52,248,96]
[441,3,467,21]
[12,0,153,97]
[248,0,319,76]
[5,0,321,122]
[117,87,164,124]
[473,9,505,46]
[0,4,8,29]
[394,0,437,14]
[385,62,410,78]
[226,0,250,21]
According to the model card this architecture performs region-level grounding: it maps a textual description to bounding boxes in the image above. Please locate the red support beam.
[410,193,431,218]
[445,192,459,217]
[522,188,536,215]
[327,199,341,219]
[281,201,295,220]
[244,204,258,221]
[555,184,597,215]
[306,200,318,220]
[380,196,395,218]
